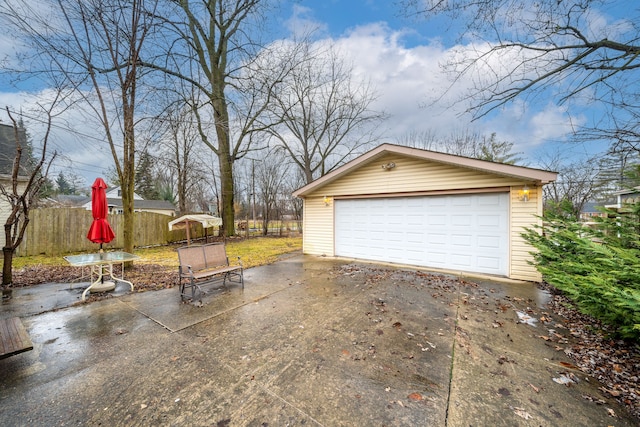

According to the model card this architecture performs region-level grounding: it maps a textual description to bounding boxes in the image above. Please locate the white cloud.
[302,23,584,159]
[283,4,328,39]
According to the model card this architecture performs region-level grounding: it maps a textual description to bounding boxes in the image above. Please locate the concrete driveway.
[0,254,636,426]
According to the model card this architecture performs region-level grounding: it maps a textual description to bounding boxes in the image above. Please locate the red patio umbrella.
[86,177,115,249]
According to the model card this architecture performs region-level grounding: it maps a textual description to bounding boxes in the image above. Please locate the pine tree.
[135,151,159,200]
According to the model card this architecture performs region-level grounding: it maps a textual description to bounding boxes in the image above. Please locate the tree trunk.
[122,102,136,257]
[2,245,13,287]
[212,69,235,237]
[218,145,235,237]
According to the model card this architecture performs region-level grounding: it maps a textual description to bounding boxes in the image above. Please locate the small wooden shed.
[293,144,557,281]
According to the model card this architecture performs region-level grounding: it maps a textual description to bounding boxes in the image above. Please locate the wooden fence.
[16,208,206,256]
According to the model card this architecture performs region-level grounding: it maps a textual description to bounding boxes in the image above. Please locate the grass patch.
[12,236,302,270]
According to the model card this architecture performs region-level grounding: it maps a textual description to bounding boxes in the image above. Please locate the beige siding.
[320,154,525,196]
[302,196,335,256]
[0,180,27,249]
[510,186,542,281]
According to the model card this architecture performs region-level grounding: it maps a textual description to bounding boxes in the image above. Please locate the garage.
[334,193,509,275]
[292,144,557,281]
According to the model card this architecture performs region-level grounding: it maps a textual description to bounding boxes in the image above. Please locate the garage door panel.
[478,256,501,270]
[335,194,509,276]
[428,215,447,226]
[478,214,501,227]
[478,235,501,249]
[451,254,473,269]
[451,215,472,227]
[451,234,472,247]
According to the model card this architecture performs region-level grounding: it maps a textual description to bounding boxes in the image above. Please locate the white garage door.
[335,193,509,276]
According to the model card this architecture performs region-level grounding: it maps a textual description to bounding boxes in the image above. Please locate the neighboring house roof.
[613,186,640,196]
[106,198,176,211]
[105,186,144,200]
[41,195,91,208]
[581,202,605,214]
[81,188,176,213]
[293,143,558,197]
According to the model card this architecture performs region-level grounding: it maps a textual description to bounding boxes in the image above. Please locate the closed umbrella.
[87,178,115,249]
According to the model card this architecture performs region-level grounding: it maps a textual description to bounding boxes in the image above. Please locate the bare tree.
[142,0,290,236]
[1,0,159,255]
[538,151,604,218]
[255,153,288,236]
[396,129,524,164]
[267,40,384,184]
[157,104,208,214]
[2,106,57,288]
[397,0,640,131]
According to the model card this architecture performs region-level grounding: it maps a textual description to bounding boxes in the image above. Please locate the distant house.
[82,186,176,216]
[0,123,29,247]
[580,201,608,221]
[610,187,640,210]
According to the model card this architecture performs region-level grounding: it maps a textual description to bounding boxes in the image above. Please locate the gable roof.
[293,143,558,197]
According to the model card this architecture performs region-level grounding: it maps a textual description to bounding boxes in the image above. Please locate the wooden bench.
[0,317,33,359]
[177,243,244,302]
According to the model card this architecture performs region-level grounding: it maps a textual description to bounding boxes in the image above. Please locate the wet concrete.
[0,255,636,426]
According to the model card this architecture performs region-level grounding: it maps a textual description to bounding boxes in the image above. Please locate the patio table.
[64,251,139,300]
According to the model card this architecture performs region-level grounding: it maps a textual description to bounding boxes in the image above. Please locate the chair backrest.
[202,243,228,268]
[177,245,207,271]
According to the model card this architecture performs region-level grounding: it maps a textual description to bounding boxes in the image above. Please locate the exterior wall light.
[519,185,530,202]
[323,195,331,206]
[381,162,396,170]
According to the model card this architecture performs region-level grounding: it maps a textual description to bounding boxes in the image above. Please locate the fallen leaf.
[513,407,533,420]
[553,374,575,386]
[408,393,423,401]
[600,387,621,397]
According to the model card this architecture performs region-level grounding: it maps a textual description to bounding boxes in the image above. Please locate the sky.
[0,0,614,187]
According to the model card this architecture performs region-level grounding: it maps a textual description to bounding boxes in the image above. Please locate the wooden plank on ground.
[0,317,33,359]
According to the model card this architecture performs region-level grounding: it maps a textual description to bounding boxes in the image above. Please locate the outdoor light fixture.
[381,162,396,170]
[520,185,530,202]
[323,195,331,206]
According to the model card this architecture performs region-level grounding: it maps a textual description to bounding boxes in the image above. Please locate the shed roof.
[293,143,558,197]
[168,214,222,231]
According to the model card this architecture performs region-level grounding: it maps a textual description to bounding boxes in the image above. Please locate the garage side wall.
[301,196,334,256]
[510,186,543,282]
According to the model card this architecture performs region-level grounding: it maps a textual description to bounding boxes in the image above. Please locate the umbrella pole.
[100,243,104,283]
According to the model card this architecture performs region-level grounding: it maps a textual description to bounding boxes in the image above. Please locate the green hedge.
[523,207,640,340]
